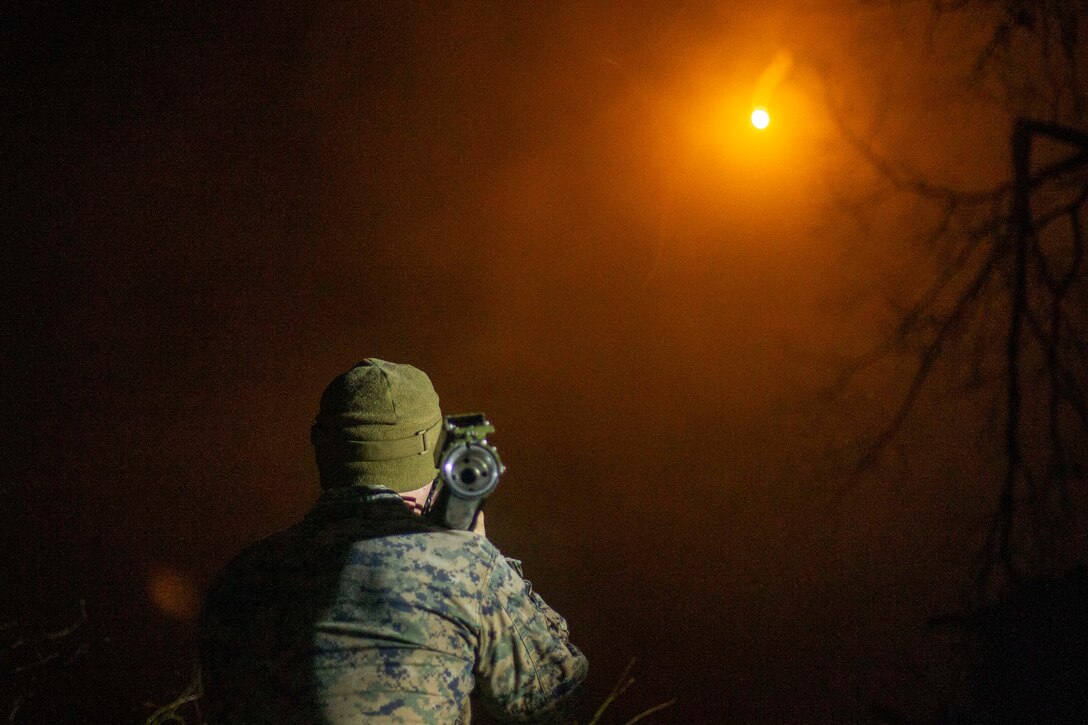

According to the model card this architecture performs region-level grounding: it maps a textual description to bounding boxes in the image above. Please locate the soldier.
[198,359,588,723]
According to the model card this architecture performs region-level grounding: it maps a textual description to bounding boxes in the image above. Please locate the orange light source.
[751,107,770,130]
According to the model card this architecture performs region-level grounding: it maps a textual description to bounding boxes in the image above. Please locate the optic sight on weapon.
[423,413,505,530]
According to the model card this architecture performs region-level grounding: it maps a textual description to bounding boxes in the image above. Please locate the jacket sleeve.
[474,555,589,722]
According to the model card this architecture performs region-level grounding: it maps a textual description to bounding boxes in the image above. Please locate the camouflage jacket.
[199,486,588,723]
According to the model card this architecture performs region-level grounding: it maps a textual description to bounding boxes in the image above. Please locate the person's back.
[199,360,587,723]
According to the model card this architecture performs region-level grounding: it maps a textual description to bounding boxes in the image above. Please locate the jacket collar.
[305,485,410,522]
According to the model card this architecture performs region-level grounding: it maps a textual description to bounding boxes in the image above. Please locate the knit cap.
[311,359,442,492]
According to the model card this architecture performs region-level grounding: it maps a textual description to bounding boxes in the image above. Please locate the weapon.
[423,413,505,530]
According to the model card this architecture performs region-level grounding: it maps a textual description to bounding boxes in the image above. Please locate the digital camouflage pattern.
[199,486,587,723]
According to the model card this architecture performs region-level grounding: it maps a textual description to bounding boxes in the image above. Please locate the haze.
[5,2,1017,721]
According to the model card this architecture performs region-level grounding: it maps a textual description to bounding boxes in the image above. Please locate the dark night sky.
[4,3,1022,722]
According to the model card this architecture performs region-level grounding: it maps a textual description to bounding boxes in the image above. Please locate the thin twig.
[623,697,678,725]
[587,658,637,725]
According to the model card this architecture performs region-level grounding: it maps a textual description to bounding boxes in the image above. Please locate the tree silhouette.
[836,0,1088,601]
[832,2,1088,720]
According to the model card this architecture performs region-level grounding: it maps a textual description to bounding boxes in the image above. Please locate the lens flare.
[148,566,200,621]
[751,107,770,129]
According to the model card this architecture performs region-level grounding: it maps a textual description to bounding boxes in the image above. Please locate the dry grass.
[144,658,675,725]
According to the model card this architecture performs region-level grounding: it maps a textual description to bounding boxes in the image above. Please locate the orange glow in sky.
[751,107,770,129]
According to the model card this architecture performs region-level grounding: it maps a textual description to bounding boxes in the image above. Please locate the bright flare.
[751,107,770,130]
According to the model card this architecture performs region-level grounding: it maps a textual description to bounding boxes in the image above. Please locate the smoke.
[752,50,794,108]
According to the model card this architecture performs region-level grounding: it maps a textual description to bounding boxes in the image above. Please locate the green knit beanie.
[310,359,442,492]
